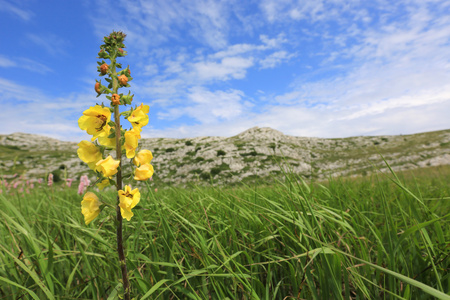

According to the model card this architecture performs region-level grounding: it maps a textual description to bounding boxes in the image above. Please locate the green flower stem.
[111,54,131,300]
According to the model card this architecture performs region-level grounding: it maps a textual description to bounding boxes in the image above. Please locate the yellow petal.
[96,155,120,177]
[133,149,153,166]
[134,163,154,181]
[124,127,141,158]
[81,192,101,225]
[77,141,102,169]
[118,186,140,221]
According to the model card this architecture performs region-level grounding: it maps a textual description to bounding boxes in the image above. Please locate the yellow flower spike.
[133,149,153,167]
[96,155,120,177]
[77,140,103,170]
[78,105,112,141]
[81,192,101,225]
[124,127,141,158]
[96,178,110,190]
[128,103,149,129]
[118,185,140,221]
[134,163,154,181]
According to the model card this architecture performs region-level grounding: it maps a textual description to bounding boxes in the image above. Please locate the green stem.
[111,55,131,300]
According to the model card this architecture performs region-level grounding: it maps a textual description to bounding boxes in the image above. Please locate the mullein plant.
[76,31,154,299]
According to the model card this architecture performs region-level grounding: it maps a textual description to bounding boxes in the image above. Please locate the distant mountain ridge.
[1,127,449,185]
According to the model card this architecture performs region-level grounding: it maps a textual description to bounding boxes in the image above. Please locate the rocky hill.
[1,127,449,185]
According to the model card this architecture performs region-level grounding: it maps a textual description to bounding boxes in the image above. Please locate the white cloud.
[147,94,450,139]
[259,51,296,69]
[89,0,231,49]
[158,87,248,124]
[26,33,68,56]
[0,55,16,67]
[193,56,254,81]
[0,78,99,141]
[0,0,33,21]
[0,56,52,73]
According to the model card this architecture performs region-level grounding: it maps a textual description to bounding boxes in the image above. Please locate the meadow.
[0,164,449,299]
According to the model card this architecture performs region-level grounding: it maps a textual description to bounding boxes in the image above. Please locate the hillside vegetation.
[1,127,449,185]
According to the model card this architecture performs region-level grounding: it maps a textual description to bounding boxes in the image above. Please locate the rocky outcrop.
[1,128,449,185]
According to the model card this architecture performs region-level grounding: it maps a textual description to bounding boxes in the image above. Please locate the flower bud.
[98,49,109,59]
[111,94,120,105]
[118,74,128,86]
[118,48,124,54]
[100,63,109,75]
[95,82,101,94]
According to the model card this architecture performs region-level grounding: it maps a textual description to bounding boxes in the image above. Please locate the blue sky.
[1,0,450,141]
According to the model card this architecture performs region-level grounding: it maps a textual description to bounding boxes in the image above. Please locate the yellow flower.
[96,178,110,190]
[133,149,153,166]
[98,134,116,148]
[77,140,102,170]
[124,127,141,158]
[81,192,101,225]
[134,163,154,181]
[128,103,149,129]
[96,155,120,177]
[78,105,112,141]
[118,185,140,221]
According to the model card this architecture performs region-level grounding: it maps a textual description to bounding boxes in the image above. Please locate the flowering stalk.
[77,31,154,299]
[109,39,130,297]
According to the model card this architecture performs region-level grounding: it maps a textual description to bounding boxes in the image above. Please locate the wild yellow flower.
[128,103,149,129]
[96,155,120,177]
[133,149,153,167]
[77,140,103,170]
[98,134,116,148]
[96,178,110,190]
[134,163,154,181]
[78,105,112,141]
[118,185,140,221]
[81,192,101,225]
[124,127,141,158]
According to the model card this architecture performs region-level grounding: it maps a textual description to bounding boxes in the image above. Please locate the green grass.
[0,165,449,299]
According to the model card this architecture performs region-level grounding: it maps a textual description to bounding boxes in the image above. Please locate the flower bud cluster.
[77,31,154,225]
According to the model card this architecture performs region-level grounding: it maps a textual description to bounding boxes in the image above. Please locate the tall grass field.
[0,164,449,299]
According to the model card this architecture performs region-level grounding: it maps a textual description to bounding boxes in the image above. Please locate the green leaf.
[0,276,41,300]
[141,279,171,300]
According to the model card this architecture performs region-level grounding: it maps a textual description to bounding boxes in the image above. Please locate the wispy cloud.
[193,56,254,81]
[0,55,16,67]
[89,0,232,50]
[0,55,53,74]
[0,78,96,141]
[26,33,68,56]
[259,51,296,69]
[0,0,33,21]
